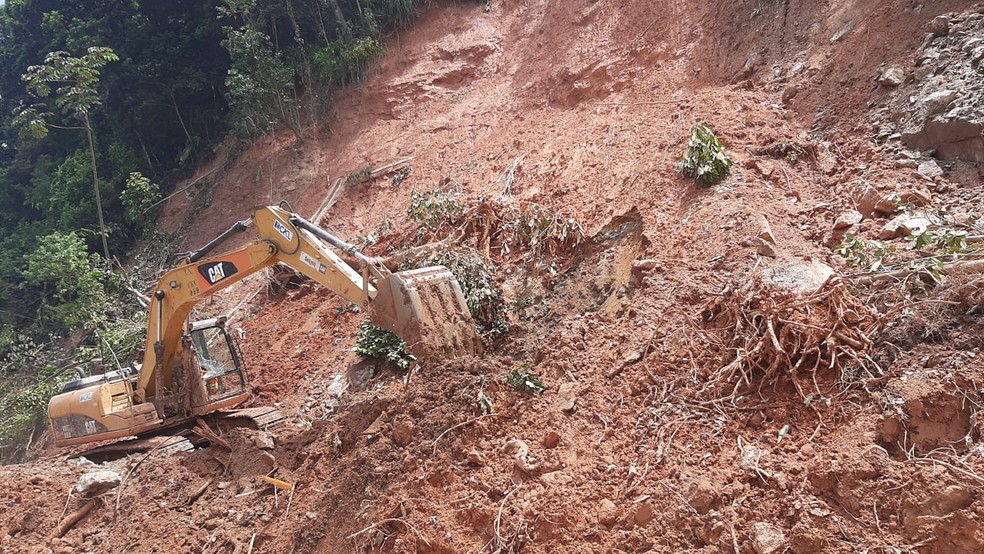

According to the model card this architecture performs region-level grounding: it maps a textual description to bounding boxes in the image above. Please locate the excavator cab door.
[188,319,247,403]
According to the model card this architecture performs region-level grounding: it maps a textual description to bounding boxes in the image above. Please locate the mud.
[3,1,984,553]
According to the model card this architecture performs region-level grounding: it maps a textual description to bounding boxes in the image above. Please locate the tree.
[15,46,119,259]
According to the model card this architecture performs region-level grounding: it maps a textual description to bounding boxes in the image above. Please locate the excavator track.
[211,406,284,429]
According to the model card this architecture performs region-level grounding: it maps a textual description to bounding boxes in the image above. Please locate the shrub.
[407,187,465,230]
[354,319,415,370]
[505,366,545,393]
[121,172,162,231]
[678,124,733,186]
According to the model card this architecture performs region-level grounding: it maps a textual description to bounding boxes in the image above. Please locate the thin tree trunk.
[171,91,193,145]
[84,114,110,259]
[322,0,352,43]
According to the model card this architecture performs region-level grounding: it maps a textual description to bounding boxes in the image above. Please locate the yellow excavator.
[47,204,481,447]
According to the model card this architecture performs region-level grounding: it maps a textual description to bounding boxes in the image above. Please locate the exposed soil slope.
[4,1,984,553]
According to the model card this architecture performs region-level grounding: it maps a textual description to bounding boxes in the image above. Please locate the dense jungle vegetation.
[0,0,427,459]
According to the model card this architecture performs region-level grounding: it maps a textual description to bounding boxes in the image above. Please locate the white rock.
[76,470,121,497]
[833,211,863,230]
[917,160,944,180]
[751,522,786,554]
[878,67,905,87]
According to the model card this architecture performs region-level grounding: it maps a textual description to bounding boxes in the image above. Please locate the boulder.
[854,184,897,217]
[916,160,945,180]
[833,211,863,230]
[927,15,950,36]
[902,110,984,163]
[76,470,121,497]
[878,214,931,239]
[877,67,905,87]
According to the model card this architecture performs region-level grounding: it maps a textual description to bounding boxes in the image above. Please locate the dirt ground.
[4,0,984,552]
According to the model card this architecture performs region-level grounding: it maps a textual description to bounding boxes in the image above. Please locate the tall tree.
[15,46,119,258]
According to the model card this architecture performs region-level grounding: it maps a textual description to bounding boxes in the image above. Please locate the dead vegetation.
[698,277,882,399]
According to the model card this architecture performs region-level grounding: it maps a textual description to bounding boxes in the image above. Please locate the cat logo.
[198,261,239,286]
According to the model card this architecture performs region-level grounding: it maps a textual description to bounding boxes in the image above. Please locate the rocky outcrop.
[891,8,984,162]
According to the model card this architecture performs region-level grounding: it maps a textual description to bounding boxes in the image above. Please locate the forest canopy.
[0,0,430,459]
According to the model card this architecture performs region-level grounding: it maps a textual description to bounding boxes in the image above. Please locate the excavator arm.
[137,205,481,407]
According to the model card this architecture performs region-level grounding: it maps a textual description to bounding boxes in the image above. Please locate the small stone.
[391,421,415,447]
[598,499,619,527]
[757,214,776,245]
[877,67,905,87]
[259,451,277,468]
[631,259,661,273]
[917,160,944,180]
[833,210,863,230]
[747,237,777,257]
[687,480,720,514]
[217,481,232,490]
[76,470,121,497]
[253,431,275,450]
[634,502,655,525]
[556,382,577,413]
[751,521,786,554]
[466,449,485,466]
[543,431,561,448]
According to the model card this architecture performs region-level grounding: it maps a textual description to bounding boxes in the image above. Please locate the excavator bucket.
[368,266,483,359]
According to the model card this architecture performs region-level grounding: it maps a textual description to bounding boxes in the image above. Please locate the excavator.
[47,204,482,447]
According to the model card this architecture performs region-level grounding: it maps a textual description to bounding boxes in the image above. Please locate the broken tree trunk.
[52,499,98,538]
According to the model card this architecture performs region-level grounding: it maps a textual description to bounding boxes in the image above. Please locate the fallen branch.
[347,518,432,548]
[431,413,497,455]
[192,419,232,450]
[52,498,99,538]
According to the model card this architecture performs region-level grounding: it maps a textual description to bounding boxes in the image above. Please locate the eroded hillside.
[4,1,984,553]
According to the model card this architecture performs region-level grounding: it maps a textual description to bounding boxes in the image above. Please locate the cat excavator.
[47,204,481,447]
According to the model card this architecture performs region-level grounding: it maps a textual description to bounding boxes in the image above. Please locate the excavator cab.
[188,318,247,403]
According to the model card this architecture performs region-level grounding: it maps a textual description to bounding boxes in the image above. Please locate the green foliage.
[392,165,412,187]
[311,37,385,87]
[835,234,894,270]
[346,166,373,188]
[407,187,466,230]
[120,172,162,230]
[223,26,295,138]
[354,319,416,370]
[376,0,420,27]
[17,47,119,137]
[22,231,110,332]
[430,251,507,337]
[912,229,977,255]
[505,366,545,394]
[678,124,733,186]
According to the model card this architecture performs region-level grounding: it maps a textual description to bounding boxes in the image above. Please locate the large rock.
[878,66,905,87]
[760,259,835,295]
[853,184,897,217]
[76,470,121,497]
[878,214,931,239]
[916,159,945,180]
[902,109,984,162]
